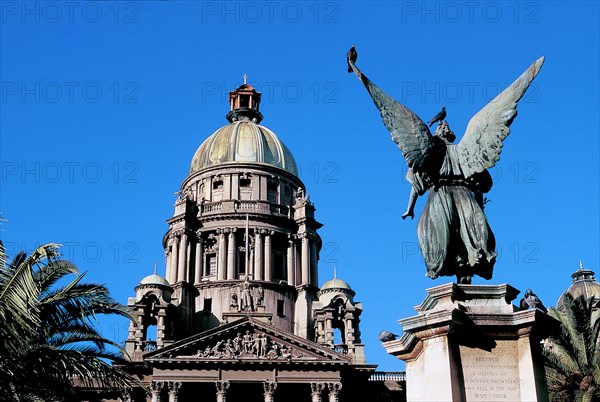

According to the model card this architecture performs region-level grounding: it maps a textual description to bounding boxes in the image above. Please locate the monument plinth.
[383,283,556,402]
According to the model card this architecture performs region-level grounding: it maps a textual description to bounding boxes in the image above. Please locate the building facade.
[119,83,405,402]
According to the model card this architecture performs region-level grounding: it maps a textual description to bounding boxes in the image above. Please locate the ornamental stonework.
[187,330,308,360]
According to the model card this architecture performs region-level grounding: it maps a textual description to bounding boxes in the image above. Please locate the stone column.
[287,238,295,286]
[227,228,237,280]
[218,230,227,280]
[264,230,274,282]
[255,230,264,280]
[194,234,203,284]
[310,382,325,402]
[157,312,166,348]
[263,381,277,402]
[325,316,334,346]
[151,381,163,402]
[345,314,356,346]
[165,239,172,280]
[301,234,310,285]
[170,235,179,284]
[317,320,325,343]
[134,313,144,351]
[177,231,188,283]
[168,381,181,402]
[215,380,230,402]
[310,235,318,287]
[328,383,342,402]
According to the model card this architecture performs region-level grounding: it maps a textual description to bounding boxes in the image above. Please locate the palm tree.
[0,242,138,401]
[543,293,600,402]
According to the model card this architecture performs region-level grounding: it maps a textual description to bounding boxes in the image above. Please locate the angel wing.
[456,57,544,178]
[349,58,438,172]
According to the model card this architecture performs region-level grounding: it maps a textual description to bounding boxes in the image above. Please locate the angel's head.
[434,121,456,143]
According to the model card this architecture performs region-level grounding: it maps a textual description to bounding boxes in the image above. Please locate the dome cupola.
[189,76,298,176]
[556,261,600,311]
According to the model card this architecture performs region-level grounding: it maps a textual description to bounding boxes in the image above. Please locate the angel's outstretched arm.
[402,186,418,220]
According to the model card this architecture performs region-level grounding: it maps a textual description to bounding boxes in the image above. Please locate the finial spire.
[153,261,157,275]
[243,73,247,85]
[333,265,337,279]
[580,259,584,270]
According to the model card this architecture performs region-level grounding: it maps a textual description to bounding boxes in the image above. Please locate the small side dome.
[557,263,600,311]
[139,273,170,287]
[322,277,352,291]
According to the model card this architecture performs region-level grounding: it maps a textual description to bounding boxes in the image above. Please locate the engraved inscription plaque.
[460,341,521,401]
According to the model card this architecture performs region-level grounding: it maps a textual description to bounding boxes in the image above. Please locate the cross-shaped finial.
[243,73,247,85]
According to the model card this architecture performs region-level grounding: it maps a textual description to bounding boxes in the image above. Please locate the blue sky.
[1,1,599,371]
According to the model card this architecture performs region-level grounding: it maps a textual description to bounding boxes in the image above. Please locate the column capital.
[168,381,182,402]
[328,382,342,402]
[216,228,227,235]
[151,381,165,391]
[263,381,277,396]
[151,381,165,402]
[311,382,326,394]
[299,232,317,241]
[216,380,230,394]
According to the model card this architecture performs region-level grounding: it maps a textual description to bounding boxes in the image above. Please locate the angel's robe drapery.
[408,145,497,280]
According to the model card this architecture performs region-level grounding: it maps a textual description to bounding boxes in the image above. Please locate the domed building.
[556,262,600,312]
[120,82,403,402]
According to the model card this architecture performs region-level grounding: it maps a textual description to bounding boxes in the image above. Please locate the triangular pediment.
[145,317,349,365]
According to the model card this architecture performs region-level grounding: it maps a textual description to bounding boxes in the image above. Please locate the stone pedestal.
[383,283,557,402]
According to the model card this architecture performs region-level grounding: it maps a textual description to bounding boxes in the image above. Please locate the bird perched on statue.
[378,330,398,342]
[520,289,548,313]
[427,106,446,127]
[347,45,357,73]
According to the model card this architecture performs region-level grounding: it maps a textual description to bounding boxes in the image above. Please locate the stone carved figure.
[348,50,544,283]
[230,293,238,310]
[232,332,242,353]
[254,285,264,307]
[192,329,303,360]
[240,277,254,311]
[242,330,253,354]
[294,187,310,206]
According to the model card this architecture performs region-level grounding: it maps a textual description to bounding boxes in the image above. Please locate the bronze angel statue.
[348,49,544,284]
